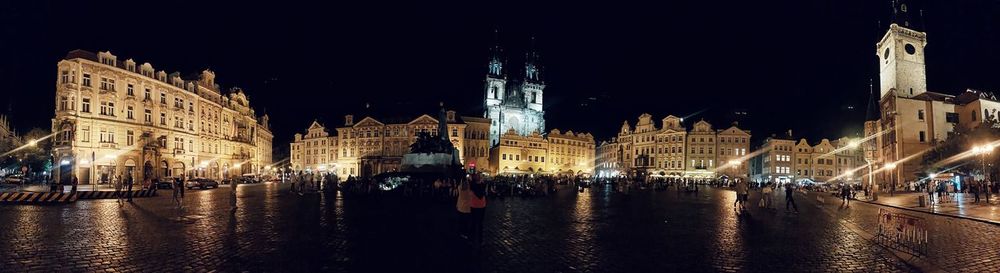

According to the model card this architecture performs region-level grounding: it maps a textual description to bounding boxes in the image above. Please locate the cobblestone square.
[3,183,995,272]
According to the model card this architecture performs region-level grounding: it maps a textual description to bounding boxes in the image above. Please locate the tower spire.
[891,0,918,30]
[487,28,504,78]
[525,36,542,83]
[865,78,880,121]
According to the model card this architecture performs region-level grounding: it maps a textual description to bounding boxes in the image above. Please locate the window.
[189,102,194,112]
[160,93,167,104]
[973,110,978,121]
[100,77,114,91]
[917,109,925,120]
[59,96,68,110]
[126,130,134,146]
[61,71,70,83]
[82,74,91,87]
[144,109,152,123]
[126,106,134,119]
[127,84,134,96]
[451,128,458,137]
[919,131,926,142]
[160,113,167,125]
[144,88,151,100]
[81,126,90,142]
[82,98,91,113]
[945,112,959,123]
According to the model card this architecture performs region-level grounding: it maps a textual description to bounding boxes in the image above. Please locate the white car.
[3,174,24,184]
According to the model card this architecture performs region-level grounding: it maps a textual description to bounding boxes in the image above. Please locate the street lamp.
[27,139,37,147]
[885,162,897,196]
[974,144,994,203]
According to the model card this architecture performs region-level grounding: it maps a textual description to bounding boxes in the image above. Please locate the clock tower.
[877,0,927,99]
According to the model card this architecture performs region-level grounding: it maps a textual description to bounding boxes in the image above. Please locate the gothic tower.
[877,0,927,98]
[485,30,507,108]
[523,36,545,113]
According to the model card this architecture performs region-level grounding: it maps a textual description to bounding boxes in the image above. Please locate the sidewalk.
[859,191,1000,225]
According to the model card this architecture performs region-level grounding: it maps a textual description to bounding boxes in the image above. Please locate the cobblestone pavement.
[811,192,1000,273]
[0,183,989,272]
[860,192,1000,223]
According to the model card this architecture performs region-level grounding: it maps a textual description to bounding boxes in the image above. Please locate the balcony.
[99,142,118,149]
[173,148,185,155]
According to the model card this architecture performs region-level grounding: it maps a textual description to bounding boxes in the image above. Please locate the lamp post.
[885,162,897,197]
[974,145,993,204]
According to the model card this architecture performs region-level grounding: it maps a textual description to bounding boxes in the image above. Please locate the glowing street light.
[885,162,897,170]
[27,139,37,147]
[848,140,860,149]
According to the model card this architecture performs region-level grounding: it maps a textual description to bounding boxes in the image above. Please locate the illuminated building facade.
[605,114,750,179]
[51,50,273,185]
[290,111,490,178]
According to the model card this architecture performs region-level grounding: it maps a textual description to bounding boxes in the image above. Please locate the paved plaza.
[0,183,998,272]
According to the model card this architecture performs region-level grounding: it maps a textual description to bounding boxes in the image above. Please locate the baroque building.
[51,50,273,185]
[289,110,491,178]
[489,128,595,176]
[484,38,545,146]
[598,114,750,179]
[749,132,864,185]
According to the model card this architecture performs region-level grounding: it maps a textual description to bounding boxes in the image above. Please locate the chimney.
[345,115,354,126]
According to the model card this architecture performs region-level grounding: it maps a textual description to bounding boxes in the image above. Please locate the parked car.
[3,174,24,184]
[185,178,219,189]
[156,177,181,189]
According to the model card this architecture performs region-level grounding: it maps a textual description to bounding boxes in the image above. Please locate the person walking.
[229,177,238,213]
[785,183,799,213]
[840,184,852,208]
[114,175,124,204]
[762,182,774,209]
[973,182,981,203]
[734,179,748,210]
[70,175,78,195]
[469,174,487,247]
[125,173,134,202]
[456,178,472,240]
[173,177,184,208]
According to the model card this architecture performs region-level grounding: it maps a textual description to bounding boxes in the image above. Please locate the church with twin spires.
[483,37,546,147]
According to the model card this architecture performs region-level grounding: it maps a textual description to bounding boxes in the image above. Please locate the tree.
[922,118,1000,180]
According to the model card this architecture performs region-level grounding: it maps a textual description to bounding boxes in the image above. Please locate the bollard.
[917,195,925,207]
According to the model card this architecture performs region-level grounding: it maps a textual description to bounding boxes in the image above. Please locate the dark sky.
[2,0,998,156]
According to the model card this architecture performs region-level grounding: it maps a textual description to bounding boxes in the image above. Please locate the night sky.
[2,1,998,158]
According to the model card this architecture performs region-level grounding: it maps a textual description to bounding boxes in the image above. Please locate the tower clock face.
[905,44,916,55]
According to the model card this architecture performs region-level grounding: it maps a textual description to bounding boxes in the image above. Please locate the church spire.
[865,78,881,121]
[524,36,542,83]
[487,28,505,78]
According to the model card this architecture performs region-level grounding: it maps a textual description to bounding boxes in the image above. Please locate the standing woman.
[456,178,472,240]
[468,174,487,246]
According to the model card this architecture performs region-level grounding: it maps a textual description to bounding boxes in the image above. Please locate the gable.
[353,117,384,127]
[407,114,438,125]
[307,120,324,130]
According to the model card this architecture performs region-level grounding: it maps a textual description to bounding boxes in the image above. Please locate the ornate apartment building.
[51,50,273,185]
[289,110,491,178]
[596,114,750,179]
[489,128,596,176]
[750,132,864,185]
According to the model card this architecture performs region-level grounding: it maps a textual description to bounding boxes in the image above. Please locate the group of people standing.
[732,180,801,213]
[455,174,488,247]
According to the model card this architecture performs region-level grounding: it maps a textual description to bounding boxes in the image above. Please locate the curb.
[856,199,1000,227]
[0,192,77,204]
[75,189,158,199]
